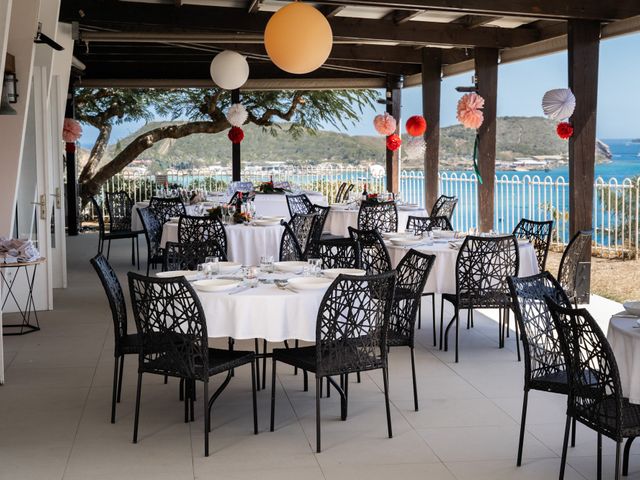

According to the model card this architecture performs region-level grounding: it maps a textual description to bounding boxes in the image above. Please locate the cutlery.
[228,285,251,295]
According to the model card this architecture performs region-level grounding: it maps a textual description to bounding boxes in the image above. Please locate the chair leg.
[559,415,571,480]
[514,311,521,362]
[254,339,261,391]
[615,441,622,480]
[316,376,322,453]
[107,239,112,259]
[623,437,635,476]
[136,236,140,270]
[203,381,210,457]
[262,340,267,390]
[431,294,437,347]
[133,372,143,444]
[410,347,418,412]
[303,370,308,392]
[251,360,258,435]
[505,308,510,338]
[357,371,361,383]
[131,237,135,266]
[455,311,459,363]
[270,357,277,432]
[466,308,471,330]
[417,301,421,329]
[326,377,331,397]
[164,375,168,384]
[190,380,195,422]
[439,300,445,350]
[597,432,603,480]
[470,307,474,328]
[498,308,503,348]
[517,390,529,466]
[111,357,119,424]
[294,340,299,375]
[382,365,392,439]
[117,355,125,402]
[179,378,184,401]
[571,416,576,448]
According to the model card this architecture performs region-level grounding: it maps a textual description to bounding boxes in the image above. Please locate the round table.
[386,238,539,295]
[207,191,327,219]
[325,206,429,237]
[607,315,640,404]
[160,221,284,266]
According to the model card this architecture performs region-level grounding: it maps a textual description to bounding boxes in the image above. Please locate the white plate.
[274,261,308,272]
[253,219,282,227]
[381,231,402,239]
[322,268,366,279]
[433,230,456,240]
[218,262,241,274]
[288,277,333,291]
[624,300,640,317]
[156,270,199,281]
[193,279,241,292]
[389,236,424,246]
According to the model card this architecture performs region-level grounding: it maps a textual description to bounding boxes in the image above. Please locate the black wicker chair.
[105,191,143,267]
[348,227,392,275]
[388,249,435,411]
[430,194,458,220]
[127,272,258,457]
[90,254,142,424]
[229,190,256,205]
[279,213,317,261]
[269,271,397,452]
[335,182,347,203]
[312,237,361,269]
[161,215,228,270]
[512,218,553,271]
[137,207,164,275]
[442,235,520,363]
[507,272,574,467]
[558,230,592,306]
[312,204,331,240]
[357,200,398,233]
[286,194,314,217]
[148,196,186,224]
[548,300,640,480]
[341,184,355,203]
[90,196,141,267]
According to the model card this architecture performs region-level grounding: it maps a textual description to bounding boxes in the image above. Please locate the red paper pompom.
[228,126,244,144]
[406,115,427,137]
[556,122,574,140]
[386,134,402,151]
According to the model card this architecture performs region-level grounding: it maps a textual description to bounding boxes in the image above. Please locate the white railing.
[93,167,640,258]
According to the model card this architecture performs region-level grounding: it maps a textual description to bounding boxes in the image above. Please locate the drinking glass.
[425,230,434,246]
[197,263,206,280]
[205,256,219,276]
[307,258,322,276]
[244,266,259,287]
[260,255,274,273]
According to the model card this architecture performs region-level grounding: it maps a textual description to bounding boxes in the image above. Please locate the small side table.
[1,257,46,335]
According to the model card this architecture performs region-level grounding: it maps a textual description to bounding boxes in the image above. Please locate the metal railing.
[89,167,640,259]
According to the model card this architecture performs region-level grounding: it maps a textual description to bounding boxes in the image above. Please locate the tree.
[74,87,377,204]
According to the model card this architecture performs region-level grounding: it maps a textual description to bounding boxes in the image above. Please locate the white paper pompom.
[403,137,426,160]
[542,88,576,120]
[226,103,248,127]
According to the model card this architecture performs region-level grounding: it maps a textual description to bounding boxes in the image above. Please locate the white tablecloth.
[207,191,327,219]
[197,281,324,342]
[131,202,199,231]
[160,221,283,266]
[386,239,539,295]
[325,207,429,237]
[607,316,640,404]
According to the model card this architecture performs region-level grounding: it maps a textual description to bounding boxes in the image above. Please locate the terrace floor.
[0,233,632,480]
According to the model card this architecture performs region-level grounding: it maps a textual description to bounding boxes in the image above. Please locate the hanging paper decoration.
[373,113,397,136]
[456,93,485,129]
[62,118,82,143]
[386,134,402,152]
[403,137,426,160]
[556,122,574,140]
[226,103,248,127]
[228,126,245,144]
[542,88,576,120]
[405,115,427,137]
[210,51,250,90]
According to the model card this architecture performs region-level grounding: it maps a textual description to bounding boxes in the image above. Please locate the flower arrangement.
[386,134,402,152]
[233,211,252,224]
[207,206,223,219]
[255,177,290,194]
[556,122,574,140]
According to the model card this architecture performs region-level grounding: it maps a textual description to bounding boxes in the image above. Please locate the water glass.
[425,231,434,246]
[260,255,274,273]
[307,258,322,276]
[244,266,259,287]
[197,263,206,280]
[205,256,219,276]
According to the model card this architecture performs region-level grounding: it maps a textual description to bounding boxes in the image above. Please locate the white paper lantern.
[226,103,248,127]
[403,137,426,160]
[542,88,576,120]
[210,51,249,90]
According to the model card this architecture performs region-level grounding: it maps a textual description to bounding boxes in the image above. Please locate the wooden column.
[385,75,402,194]
[421,48,442,213]
[65,88,79,236]
[475,48,499,232]
[231,88,241,182]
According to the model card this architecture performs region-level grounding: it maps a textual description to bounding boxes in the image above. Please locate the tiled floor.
[0,233,634,480]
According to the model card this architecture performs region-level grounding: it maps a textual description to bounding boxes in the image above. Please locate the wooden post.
[421,48,442,213]
[385,75,402,194]
[475,48,499,232]
[568,19,600,302]
[65,89,79,236]
[231,88,241,182]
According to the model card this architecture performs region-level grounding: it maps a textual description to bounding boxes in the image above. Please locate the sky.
[80,31,640,147]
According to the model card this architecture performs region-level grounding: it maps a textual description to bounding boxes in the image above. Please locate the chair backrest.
[137,207,163,256]
[348,227,392,275]
[162,240,227,271]
[286,194,314,217]
[310,204,330,245]
[558,230,592,302]
[342,184,355,203]
[105,191,134,233]
[357,200,398,233]
[315,271,396,377]
[406,215,453,234]
[178,215,227,258]
[148,196,186,224]
[229,190,256,205]
[512,218,553,271]
[455,235,519,307]
[431,195,458,220]
[90,196,106,236]
[128,272,209,381]
[312,237,361,269]
[90,254,128,353]
[279,218,310,262]
[290,212,317,256]
[547,299,624,440]
[389,250,435,345]
[507,272,571,391]
[335,182,347,203]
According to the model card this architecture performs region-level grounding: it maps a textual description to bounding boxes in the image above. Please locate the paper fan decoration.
[62,118,82,143]
[456,93,485,130]
[406,115,427,137]
[542,88,576,120]
[228,126,244,144]
[374,113,397,136]
[556,122,574,140]
[386,134,402,152]
[403,137,426,160]
[226,103,248,127]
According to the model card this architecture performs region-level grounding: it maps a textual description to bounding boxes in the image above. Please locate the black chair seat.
[119,333,143,355]
[320,233,344,241]
[529,371,570,394]
[104,229,142,240]
[273,343,384,377]
[386,330,411,347]
[144,347,255,378]
[442,291,512,309]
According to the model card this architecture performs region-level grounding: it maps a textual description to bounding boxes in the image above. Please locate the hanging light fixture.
[264,1,333,74]
[209,50,249,90]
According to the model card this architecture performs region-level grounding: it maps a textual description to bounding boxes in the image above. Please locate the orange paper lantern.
[264,2,333,74]
[405,115,427,137]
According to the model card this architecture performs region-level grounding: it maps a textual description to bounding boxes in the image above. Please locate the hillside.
[80,116,602,172]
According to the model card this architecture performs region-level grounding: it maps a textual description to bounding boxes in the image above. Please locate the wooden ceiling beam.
[247,0,261,14]
[382,9,423,24]
[319,5,346,18]
[452,15,501,28]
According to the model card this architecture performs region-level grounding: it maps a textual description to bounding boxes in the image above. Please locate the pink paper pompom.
[373,113,397,136]
[62,118,82,143]
[456,93,485,130]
